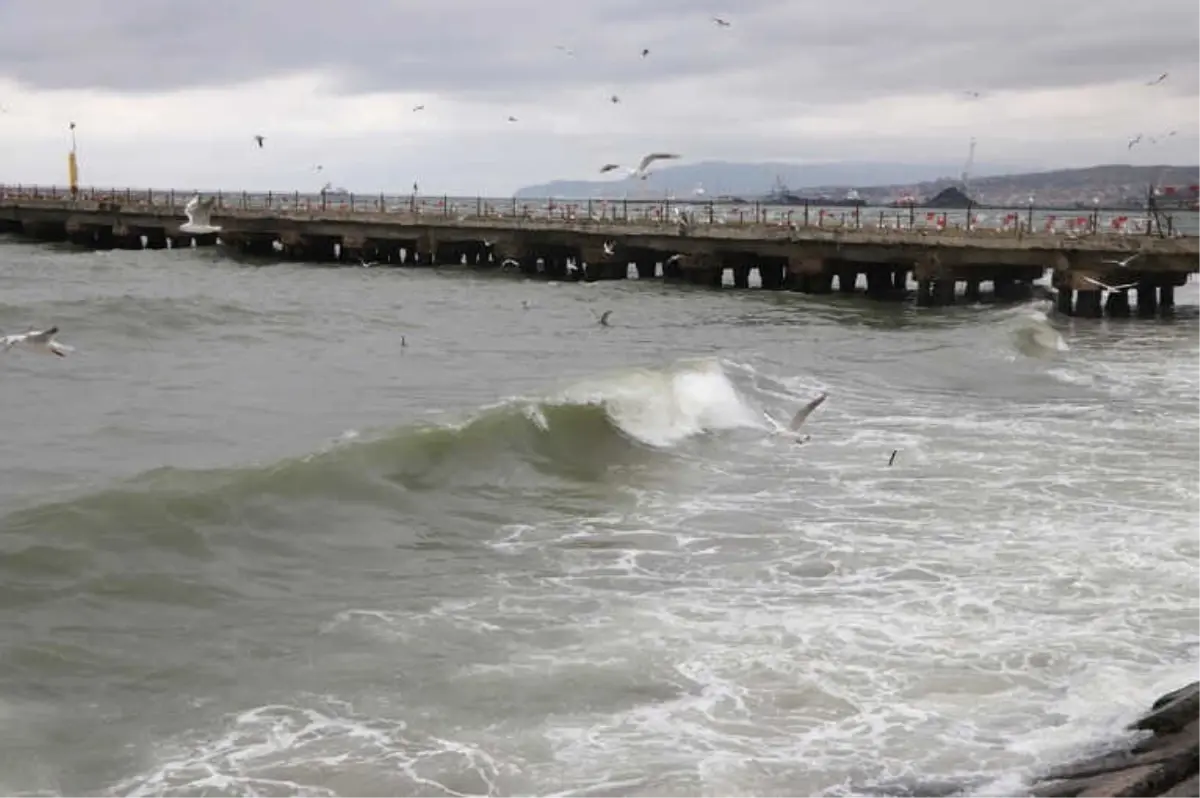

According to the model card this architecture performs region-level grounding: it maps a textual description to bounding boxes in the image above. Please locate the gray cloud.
[1,0,1195,104]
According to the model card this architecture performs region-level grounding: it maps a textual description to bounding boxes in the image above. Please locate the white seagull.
[1081,276,1138,292]
[2,326,73,357]
[630,152,681,180]
[713,16,731,26]
[602,240,616,256]
[1101,252,1142,268]
[783,392,827,444]
[180,193,222,234]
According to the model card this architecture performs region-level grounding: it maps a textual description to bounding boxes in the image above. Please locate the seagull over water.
[713,16,731,26]
[782,392,827,444]
[2,326,73,357]
[180,193,222,234]
[1147,72,1168,86]
[253,134,265,148]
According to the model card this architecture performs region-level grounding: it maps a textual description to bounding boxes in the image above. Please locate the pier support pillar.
[836,269,857,293]
[1076,290,1103,318]
[1056,288,1074,316]
[865,268,894,299]
[916,280,934,307]
[964,279,982,303]
[1136,282,1158,317]
[1104,290,1131,318]
[892,268,908,292]
[933,278,955,305]
[787,273,810,292]
[732,264,750,289]
[759,260,786,290]
[993,277,1017,302]
[662,257,684,281]
[635,259,656,279]
[1159,285,1175,317]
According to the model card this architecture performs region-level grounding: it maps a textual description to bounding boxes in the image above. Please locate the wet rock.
[1028,681,1199,797]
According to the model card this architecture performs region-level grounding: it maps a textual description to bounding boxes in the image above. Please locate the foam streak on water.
[0,238,1196,797]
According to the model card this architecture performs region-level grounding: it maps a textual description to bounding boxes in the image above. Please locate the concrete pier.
[1,190,1196,318]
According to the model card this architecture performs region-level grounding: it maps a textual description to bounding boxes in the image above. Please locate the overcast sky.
[0,0,1196,195]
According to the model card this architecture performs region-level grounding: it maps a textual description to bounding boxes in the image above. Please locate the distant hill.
[912,165,1200,207]
[514,161,1199,208]
[513,160,1021,199]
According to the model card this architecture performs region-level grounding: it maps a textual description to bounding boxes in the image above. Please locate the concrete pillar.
[1056,288,1074,316]
[788,273,811,292]
[662,257,684,280]
[732,264,751,289]
[993,277,1016,302]
[1159,285,1175,317]
[1076,290,1103,318]
[809,273,834,294]
[865,269,891,299]
[917,280,934,306]
[892,268,908,292]
[964,280,982,303]
[759,262,785,290]
[1136,282,1158,318]
[837,269,857,293]
[1104,290,1131,318]
[636,259,655,279]
[933,278,955,305]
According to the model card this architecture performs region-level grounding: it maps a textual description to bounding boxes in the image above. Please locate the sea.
[0,234,1197,797]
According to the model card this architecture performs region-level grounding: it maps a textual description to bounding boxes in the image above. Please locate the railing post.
[477,195,482,217]
[147,188,153,204]
[443,195,448,216]
[241,191,247,210]
[804,200,810,228]
[622,198,628,221]
[267,191,273,209]
[379,192,385,212]
[349,192,355,212]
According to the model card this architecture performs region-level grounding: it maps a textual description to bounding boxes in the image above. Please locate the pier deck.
[2,186,1196,318]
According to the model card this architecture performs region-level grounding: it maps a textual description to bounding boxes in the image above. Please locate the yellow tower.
[67,121,79,197]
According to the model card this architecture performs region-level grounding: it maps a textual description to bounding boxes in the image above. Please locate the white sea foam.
[553,357,767,448]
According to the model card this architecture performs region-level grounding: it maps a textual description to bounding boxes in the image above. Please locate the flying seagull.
[631,152,681,179]
[412,104,425,112]
[1101,252,1142,268]
[713,16,731,26]
[253,134,265,148]
[507,116,518,122]
[2,326,73,357]
[555,45,575,56]
[785,392,828,444]
[610,94,620,104]
[1081,276,1138,293]
[602,240,616,256]
[600,163,622,174]
[1127,134,1142,150]
[1146,72,1168,86]
[641,48,650,57]
[180,193,222,234]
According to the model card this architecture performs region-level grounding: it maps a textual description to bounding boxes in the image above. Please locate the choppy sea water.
[0,236,1196,797]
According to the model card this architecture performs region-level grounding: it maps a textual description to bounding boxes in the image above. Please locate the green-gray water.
[1,237,1197,796]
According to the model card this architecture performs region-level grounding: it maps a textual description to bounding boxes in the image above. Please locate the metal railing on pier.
[1,184,1195,239]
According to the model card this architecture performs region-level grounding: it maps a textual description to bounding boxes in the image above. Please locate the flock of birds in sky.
[243,15,740,190]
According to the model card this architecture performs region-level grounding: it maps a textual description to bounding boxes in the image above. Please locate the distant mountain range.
[514,160,1007,199]
[513,161,1199,208]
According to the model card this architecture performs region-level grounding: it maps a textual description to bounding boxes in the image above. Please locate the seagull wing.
[1081,275,1114,291]
[636,153,681,173]
[600,163,621,173]
[789,393,827,431]
[27,326,57,343]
